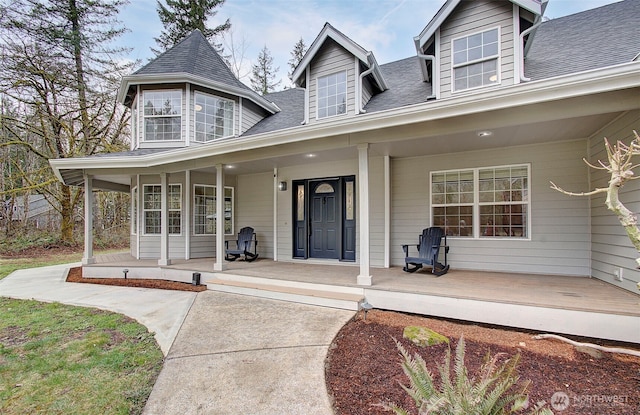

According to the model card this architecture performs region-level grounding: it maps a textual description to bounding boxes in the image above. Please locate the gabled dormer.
[414,0,547,99]
[291,23,387,124]
[117,30,279,150]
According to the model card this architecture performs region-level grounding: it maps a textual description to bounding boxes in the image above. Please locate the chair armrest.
[401,244,409,256]
[224,240,229,249]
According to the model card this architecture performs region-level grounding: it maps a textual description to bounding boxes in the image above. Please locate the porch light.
[477,130,493,137]
[360,300,373,320]
[278,181,287,191]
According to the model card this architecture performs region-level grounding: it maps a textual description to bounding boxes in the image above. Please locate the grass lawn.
[0,253,83,280]
[0,298,163,415]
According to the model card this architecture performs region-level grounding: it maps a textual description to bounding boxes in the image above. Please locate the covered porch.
[83,253,640,344]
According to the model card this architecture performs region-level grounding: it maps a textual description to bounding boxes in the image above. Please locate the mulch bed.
[66,267,207,292]
[325,310,640,415]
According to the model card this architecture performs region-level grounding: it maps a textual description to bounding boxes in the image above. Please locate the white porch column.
[158,172,171,266]
[214,163,226,271]
[357,143,372,285]
[82,174,95,265]
[273,168,279,261]
[384,155,391,268]
[184,169,191,260]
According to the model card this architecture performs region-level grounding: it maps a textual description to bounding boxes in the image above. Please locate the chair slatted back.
[418,227,444,263]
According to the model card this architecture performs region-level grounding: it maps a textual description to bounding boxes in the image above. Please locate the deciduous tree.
[0,0,133,243]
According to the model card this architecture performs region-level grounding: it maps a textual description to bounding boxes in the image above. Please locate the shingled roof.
[525,0,640,80]
[135,29,247,91]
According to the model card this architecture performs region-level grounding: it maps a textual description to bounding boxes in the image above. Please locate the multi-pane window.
[452,28,499,91]
[143,184,181,235]
[193,185,234,235]
[194,92,234,142]
[143,90,182,141]
[431,164,529,238]
[317,71,347,118]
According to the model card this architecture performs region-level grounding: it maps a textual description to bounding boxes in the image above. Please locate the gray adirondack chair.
[225,227,259,262]
[402,227,449,275]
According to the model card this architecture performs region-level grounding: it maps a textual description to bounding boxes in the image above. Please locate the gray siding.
[308,40,356,123]
[361,76,375,110]
[391,140,591,276]
[439,0,515,99]
[236,172,274,259]
[588,110,640,292]
[241,99,267,134]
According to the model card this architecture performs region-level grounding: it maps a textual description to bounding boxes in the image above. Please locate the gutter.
[416,54,437,99]
[519,21,542,82]
[358,65,375,114]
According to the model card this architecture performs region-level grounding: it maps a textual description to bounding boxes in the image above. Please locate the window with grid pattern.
[431,164,529,238]
[194,92,234,142]
[143,90,182,141]
[143,184,181,235]
[317,71,347,119]
[452,27,500,91]
[193,185,234,235]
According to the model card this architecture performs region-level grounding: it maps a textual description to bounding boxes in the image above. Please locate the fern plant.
[384,337,553,415]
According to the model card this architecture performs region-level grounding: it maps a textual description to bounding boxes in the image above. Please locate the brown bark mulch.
[66,266,207,292]
[325,310,640,415]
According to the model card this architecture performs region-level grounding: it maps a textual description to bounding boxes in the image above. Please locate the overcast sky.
[116,0,622,87]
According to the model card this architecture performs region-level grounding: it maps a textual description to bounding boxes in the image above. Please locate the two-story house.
[51,0,640,297]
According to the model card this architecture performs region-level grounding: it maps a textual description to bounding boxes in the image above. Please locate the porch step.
[206,277,364,310]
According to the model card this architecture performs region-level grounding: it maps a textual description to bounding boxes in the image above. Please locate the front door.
[309,180,339,259]
[292,176,355,261]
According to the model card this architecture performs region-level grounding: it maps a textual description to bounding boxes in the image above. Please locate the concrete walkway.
[0,264,355,414]
[0,263,196,355]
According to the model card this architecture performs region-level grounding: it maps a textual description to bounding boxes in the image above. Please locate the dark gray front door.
[309,180,339,259]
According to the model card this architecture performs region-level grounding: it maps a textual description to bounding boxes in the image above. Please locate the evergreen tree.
[287,37,307,82]
[154,0,230,54]
[250,45,281,95]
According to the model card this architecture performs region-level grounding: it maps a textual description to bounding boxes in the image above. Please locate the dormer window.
[194,92,235,142]
[317,71,347,119]
[143,90,182,141]
[452,28,500,92]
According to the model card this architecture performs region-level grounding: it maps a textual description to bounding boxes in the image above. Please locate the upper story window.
[194,92,234,142]
[431,164,529,238]
[143,90,182,141]
[452,28,500,92]
[317,71,347,119]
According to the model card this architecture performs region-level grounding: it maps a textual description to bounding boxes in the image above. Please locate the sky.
[116,0,623,88]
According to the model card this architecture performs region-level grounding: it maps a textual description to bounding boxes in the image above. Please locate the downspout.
[416,53,437,99]
[358,65,375,114]
[519,21,542,82]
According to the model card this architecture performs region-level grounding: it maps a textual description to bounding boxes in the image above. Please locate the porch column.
[214,163,226,271]
[357,143,372,285]
[82,174,95,265]
[158,172,171,266]
[384,155,391,268]
[184,169,191,260]
[273,168,278,261]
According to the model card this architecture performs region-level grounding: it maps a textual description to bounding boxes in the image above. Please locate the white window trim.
[450,26,501,93]
[192,184,234,236]
[430,163,531,240]
[315,70,348,120]
[142,184,182,236]
[142,89,183,142]
[193,91,236,143]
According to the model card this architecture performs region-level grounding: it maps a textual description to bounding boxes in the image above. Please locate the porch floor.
[90,253,640,318]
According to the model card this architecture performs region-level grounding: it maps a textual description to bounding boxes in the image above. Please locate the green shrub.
[384,337,552,415]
